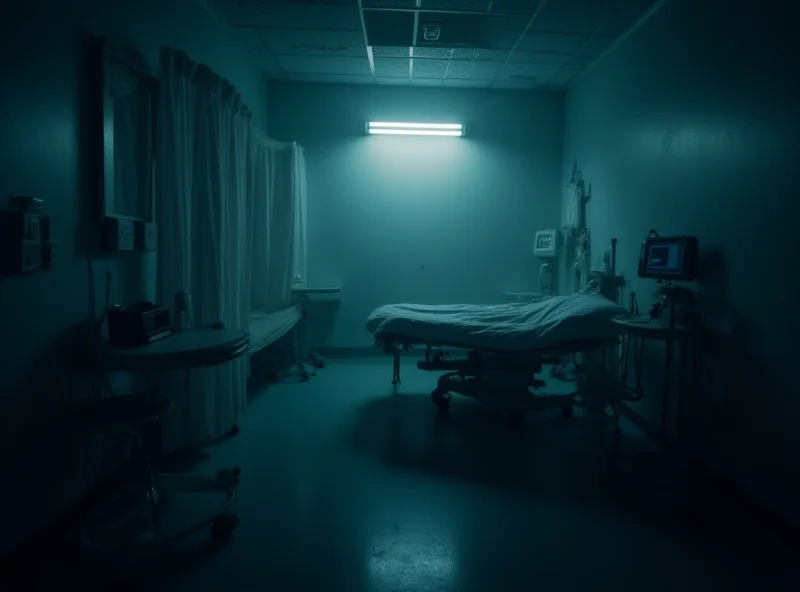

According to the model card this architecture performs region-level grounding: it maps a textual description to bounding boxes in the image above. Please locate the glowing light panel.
[367,121,464,137]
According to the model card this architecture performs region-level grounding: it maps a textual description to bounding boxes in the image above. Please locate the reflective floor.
[7,358,799,591]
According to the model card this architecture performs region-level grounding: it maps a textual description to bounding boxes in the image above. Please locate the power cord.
[619,292,645,402]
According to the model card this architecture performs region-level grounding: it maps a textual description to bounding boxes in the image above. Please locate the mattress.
[249,304,302,353]
[366,293,627,352]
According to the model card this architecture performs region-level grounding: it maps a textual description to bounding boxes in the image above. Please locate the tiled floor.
[7,358,799,590]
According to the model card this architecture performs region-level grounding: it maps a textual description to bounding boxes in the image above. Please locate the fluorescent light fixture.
[367,121,464,137]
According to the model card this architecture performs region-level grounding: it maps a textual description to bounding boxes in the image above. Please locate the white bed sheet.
[366,294,627,352]
[249,304,302,353]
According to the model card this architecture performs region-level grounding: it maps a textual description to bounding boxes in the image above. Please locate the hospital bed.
[366,294,628,424]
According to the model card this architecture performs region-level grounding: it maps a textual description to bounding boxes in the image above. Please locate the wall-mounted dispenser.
[1,197,55,274]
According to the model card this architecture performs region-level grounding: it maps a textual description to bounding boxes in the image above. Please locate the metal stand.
[81,429,241,556]
[418,346,580,424]
[392,348,401,386]
[292,294,331,381]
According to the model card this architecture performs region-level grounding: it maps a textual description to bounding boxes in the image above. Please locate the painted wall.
[268,83,564,346]
[562,0,800,524]
[0,0,267,556]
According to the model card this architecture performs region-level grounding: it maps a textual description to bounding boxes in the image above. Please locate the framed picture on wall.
[97,38,158,225]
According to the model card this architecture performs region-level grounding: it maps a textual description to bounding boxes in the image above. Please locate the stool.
[76,392,173,547]
[77,392,241,554]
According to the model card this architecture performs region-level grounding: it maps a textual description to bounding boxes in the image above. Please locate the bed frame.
[376,334,618,426]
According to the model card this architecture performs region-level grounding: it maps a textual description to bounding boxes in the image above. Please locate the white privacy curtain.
[249,136,300,312]
[156,49,251,453]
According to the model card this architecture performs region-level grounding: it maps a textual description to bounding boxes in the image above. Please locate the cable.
[618,292,645,402]
[628,292,639,315]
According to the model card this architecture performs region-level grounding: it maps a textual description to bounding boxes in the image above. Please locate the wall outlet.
[134,221,157,251]
[103,217,135,251]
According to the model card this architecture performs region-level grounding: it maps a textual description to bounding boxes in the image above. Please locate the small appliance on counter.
[108,301,172,345]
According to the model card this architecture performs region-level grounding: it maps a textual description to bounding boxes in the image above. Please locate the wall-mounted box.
[134,221,157,251]
[103,217,136,251]
[42,240,59,270]
[13,240,42,273]
[4,210,47,241]
[1,210,49,273]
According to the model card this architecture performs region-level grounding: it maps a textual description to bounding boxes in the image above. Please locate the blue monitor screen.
[638,235,697,280]
[646,242,682,273]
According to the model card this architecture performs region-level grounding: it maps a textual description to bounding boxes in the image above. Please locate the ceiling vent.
[423,24,441,42]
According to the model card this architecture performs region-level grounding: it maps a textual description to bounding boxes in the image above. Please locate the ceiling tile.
[262,28,367,57]
[470,60,503,79]
[374,57,410,78]
[600,0,659,36]
[452,48,477,60]
[288,73,376,85]
[372,46,410,58]
[498,61,561,83]
[519,33,588,56]
[412,58,449,79]
[488,0,542,15]
[277,55,372,76]
[445,60,475,79]
[508,49,569,64]
[442,79,491,88]
[528,0,611,36]
[482,15,529,50]
[419,0,491,12]
[363,9,416,46]
[224,5,362,30]
[238,27,265,50]
[474,48,509,61]
[362,0,417,8]
[414,47,454,59]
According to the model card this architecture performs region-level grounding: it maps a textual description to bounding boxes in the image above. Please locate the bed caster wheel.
[561,404,574,419]
[209,512,239,544]
[507,411,525,428]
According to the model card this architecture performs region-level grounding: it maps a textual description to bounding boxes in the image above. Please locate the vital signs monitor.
[637,235,698,281]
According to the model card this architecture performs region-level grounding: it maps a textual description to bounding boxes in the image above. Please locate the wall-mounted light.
[366,121,464,137]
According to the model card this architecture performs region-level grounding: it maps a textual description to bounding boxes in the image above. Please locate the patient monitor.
[534,229,558,258]
[637,235,698,281]
[534,229,560,296]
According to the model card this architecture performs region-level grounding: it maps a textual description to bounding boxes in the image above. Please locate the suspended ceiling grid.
[214,0,659,89]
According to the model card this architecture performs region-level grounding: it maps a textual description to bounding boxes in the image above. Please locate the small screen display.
[537,235,551,249]
[646,240,684,274]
